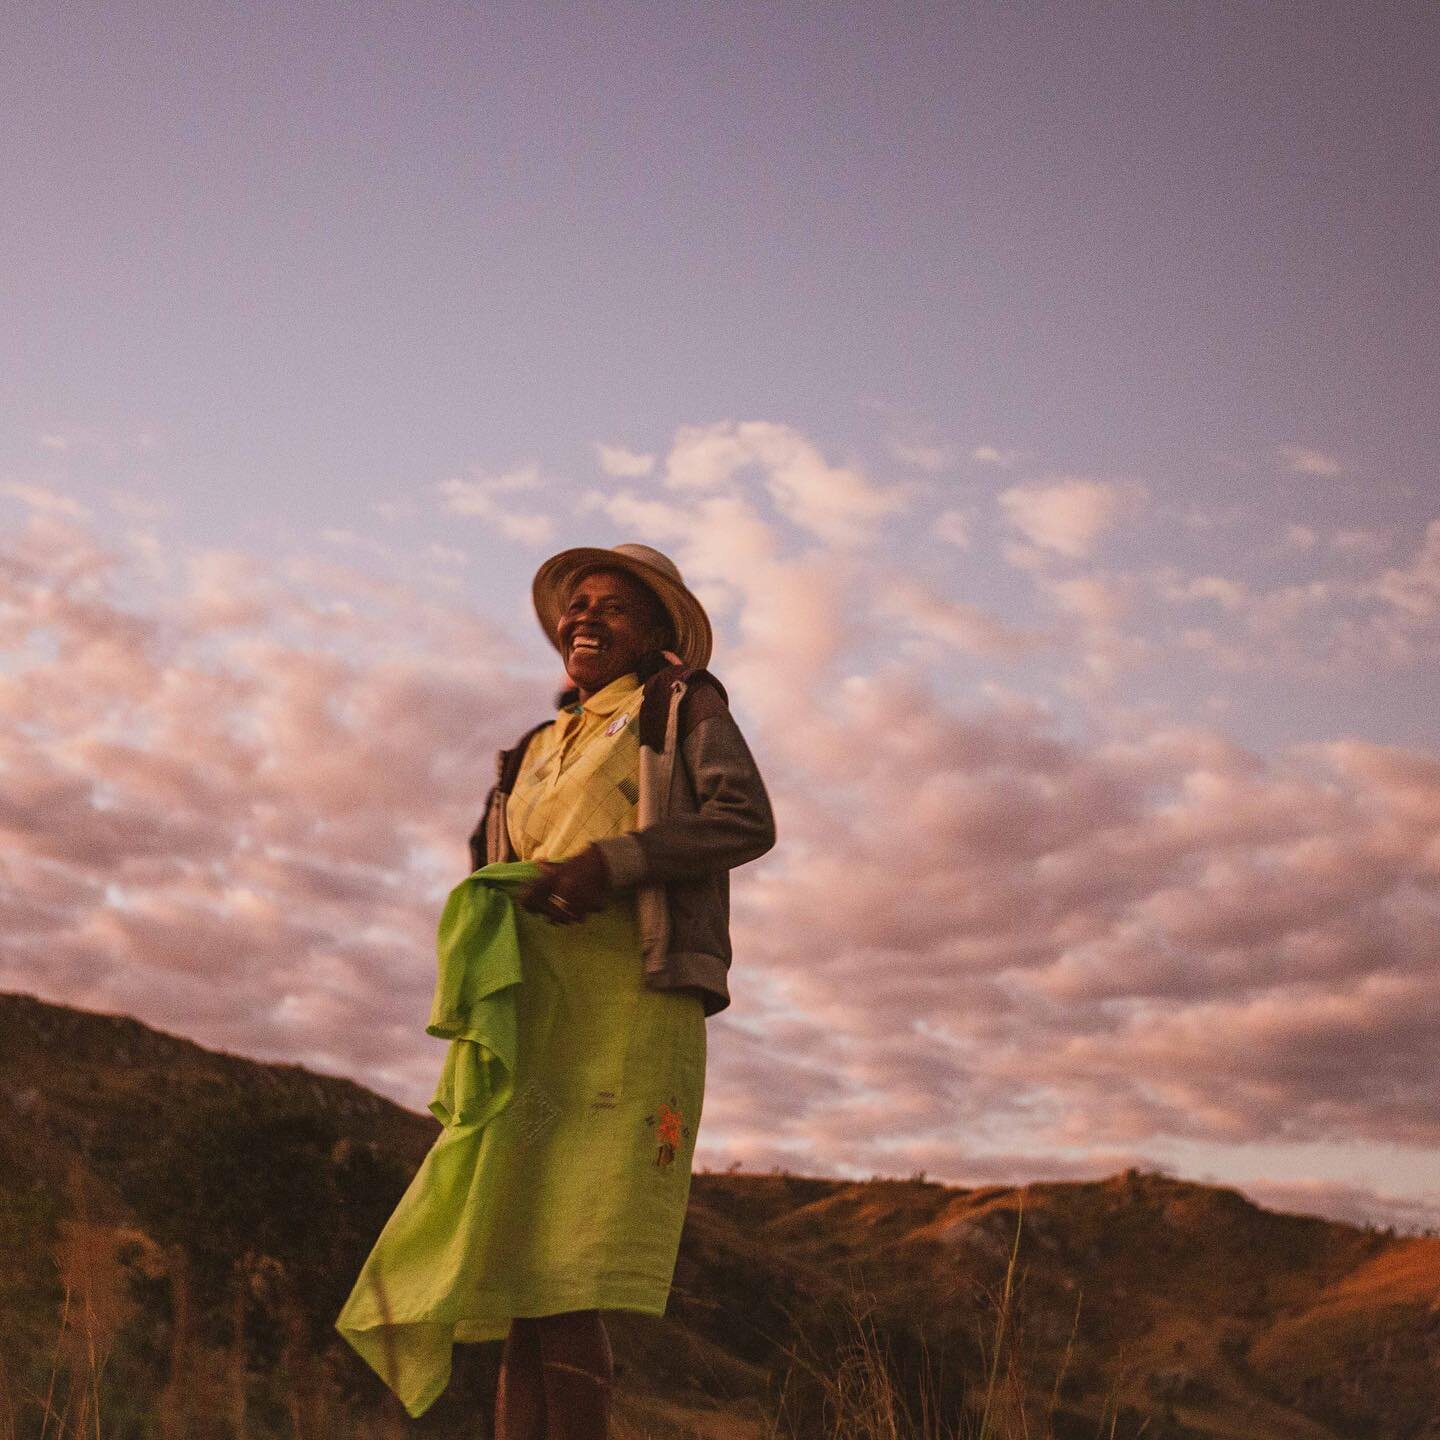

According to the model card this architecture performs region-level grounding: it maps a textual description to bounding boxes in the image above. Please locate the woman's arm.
[594,699,775,887]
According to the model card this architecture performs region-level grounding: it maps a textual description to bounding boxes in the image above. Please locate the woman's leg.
[496,1318,545,1440]
[536,1310,612,1440]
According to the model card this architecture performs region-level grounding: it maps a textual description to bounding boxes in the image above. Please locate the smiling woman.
[556,570,672,700]
[337,544,774,1440]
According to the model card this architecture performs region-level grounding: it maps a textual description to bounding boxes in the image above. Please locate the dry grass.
[4,1276,106,1440]
[0,1170,117,1440]
[762,1205,1136,1440]
[17,1182,1371,1440]
[8,1208,1123,1440]
[3,1218,401,1440]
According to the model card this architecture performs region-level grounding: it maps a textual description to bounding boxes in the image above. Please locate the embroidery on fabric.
[513,1082,562,1142]
[644,1098,689,1170]
[590,1087,618,1112]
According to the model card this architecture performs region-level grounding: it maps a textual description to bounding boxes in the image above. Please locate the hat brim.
[532,548,713,671]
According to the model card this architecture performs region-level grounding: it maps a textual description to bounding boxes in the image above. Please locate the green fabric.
[336,861,705,1418]
[425,861,533,1130]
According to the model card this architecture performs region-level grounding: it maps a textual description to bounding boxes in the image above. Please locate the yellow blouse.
[505,672,645,863]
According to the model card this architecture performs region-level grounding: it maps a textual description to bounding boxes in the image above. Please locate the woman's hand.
[518,848,611,925]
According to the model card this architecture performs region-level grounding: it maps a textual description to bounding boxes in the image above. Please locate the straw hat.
[532,543,713,670]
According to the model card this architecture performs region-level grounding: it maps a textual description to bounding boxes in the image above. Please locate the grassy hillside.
[3,991,1438,1440]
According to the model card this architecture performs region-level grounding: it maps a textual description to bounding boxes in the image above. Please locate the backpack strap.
[638,665,728,751]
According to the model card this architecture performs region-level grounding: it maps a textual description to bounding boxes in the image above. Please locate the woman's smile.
[557,570,666,697]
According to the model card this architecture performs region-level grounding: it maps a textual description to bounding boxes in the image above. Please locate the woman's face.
[557,569,667,698]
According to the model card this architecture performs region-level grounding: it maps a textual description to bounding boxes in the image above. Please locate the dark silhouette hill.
[3,990,1438,1440]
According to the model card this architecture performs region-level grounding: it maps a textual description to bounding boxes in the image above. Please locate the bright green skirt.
[336,864,706,1417]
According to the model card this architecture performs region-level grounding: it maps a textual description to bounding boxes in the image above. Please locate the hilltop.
[3,991,1438,1439]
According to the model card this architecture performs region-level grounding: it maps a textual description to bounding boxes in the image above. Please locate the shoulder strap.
[495,719,552,794]
[638,665,729,751]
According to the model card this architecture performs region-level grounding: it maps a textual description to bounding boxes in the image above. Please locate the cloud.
[971,445,1019,468]
[880,579,1050,658]
[2,482,92,519]
[1142,558,1417,677]
[711,644,1440,1203]
[6,443,1440,1232]
[1162,574,1251,613]
[1278,445,1343,477]
[108,490,169,523]
[1042,573,1133,628]
[185,550,282,630]
[934,508,972,548]
[999,479,1129,560]
[584,488,691,545]
[1330,528,1389,557]
[661,421,906,547]
[0,505,534,1074]
[437,466,555,544]
[1368,519,1440,622]
[595,443,655,479]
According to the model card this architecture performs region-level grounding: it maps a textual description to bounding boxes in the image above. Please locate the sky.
[3,1,1439,1232]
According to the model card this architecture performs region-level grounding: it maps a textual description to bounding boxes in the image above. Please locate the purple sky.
[3,2,1439,1230]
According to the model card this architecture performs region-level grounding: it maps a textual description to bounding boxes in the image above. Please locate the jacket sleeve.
[594,690,776,886]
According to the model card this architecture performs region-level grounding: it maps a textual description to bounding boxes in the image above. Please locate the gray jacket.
[469,665,775,1015]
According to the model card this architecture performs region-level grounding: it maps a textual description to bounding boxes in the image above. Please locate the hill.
[2,991,1438,1439]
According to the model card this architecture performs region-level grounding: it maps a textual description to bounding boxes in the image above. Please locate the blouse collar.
[564,671,641,718]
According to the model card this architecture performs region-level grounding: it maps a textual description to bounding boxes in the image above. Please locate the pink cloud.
[879,579,1051,658]
[999,478,1133,560]
[662,421,906,547]
[3,488,1439,1231]
[1277,445,1344,478]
